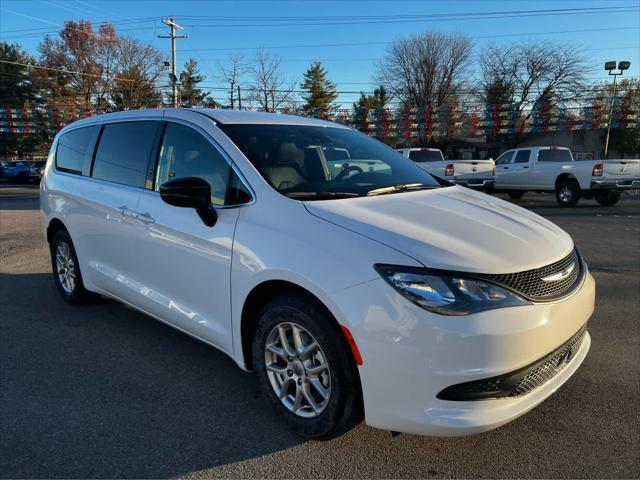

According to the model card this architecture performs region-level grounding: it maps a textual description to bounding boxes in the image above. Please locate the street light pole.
[159,17,187,108]
[603,60,631,158]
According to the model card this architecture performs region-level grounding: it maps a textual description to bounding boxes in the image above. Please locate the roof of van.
[196,108,348,127]
[58,108,349,130]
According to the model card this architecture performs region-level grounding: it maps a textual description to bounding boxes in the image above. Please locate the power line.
[180,27,640,52]
[0,60,137,82]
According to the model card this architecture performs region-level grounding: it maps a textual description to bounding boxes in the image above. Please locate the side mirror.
[159,177,217,227]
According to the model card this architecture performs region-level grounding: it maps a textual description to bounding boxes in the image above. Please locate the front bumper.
[328,271,595,436]
[591,178,640,190]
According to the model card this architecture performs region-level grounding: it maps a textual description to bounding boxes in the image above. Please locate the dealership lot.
[1,184,638,479]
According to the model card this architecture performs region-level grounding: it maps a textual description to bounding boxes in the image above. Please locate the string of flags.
[1,101,638,138]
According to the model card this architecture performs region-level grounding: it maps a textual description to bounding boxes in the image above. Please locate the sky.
[1,0,639,106]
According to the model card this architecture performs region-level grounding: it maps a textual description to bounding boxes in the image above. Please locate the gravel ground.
[1,184,638,479]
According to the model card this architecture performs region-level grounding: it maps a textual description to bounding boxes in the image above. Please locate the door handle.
[523,166,529,169]
[136,212,155,224]
[116,205,140,220]
[503,166,509,169]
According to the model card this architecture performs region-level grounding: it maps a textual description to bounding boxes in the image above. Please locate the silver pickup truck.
[493,147,640,207]
[396,148,495,191]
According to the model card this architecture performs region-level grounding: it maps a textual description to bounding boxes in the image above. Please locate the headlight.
[375,265,530,316]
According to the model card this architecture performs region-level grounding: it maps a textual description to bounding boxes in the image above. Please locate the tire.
[253,292,363,440]
[595,190,621,206]
[555,180,580,207]
[50,229,96,304]
[17,172,29,184]
[508,191,525,199]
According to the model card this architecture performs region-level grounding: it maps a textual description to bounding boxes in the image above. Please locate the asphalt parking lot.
[1,183,639,479]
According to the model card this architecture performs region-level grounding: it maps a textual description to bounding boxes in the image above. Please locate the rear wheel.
[50,230,96,304]
[508,191,525,199]
[595,190,621,206]
[253,293,363,440]
[556,180,580,207]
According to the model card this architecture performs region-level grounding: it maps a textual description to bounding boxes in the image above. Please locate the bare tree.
[249,49,295,111]
[218,54,248,109]
[479,41,588,113]
[377,31,473,110]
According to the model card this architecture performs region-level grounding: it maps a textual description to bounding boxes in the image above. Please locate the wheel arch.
[46,217,68,243]
[239,279,361,376]
[555,173,578,189]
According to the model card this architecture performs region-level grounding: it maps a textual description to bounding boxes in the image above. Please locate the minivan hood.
[304,186,573,274]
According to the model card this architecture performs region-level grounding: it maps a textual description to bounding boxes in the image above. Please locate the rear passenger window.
[514,150,531,164]
[55,126,100,175]
[155,123,248,206]
[92,121,159,188]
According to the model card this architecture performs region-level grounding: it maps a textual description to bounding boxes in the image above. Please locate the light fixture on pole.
[604,60,631,158]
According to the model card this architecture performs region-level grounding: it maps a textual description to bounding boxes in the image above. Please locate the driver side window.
[155,123,249,206]
[495,151,514,165]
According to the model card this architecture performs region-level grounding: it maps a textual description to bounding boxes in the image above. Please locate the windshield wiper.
[366,183,437,196]
[285,191,360,200]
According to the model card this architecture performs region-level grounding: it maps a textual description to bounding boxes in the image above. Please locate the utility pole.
[237,85,242,110]
[158,17,187,108]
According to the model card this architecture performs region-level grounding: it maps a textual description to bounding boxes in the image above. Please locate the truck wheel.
[508,191,525,199]
[556,180,580,207]
[595,190,621,206]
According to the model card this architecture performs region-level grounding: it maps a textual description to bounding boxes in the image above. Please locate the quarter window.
[55,126,100,175]
[155,123,249,206]
[92,121,159,188]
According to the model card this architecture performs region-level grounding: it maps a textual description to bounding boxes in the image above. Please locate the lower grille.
[437,325,587,401]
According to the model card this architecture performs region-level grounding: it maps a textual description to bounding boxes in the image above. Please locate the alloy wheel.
[55,242,76,294]
[264,322,331,418]
[559,186,573,202]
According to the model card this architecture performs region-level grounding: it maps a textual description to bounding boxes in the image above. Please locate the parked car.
[493,146,640,207]
[26,161,46,182]
[396,147,495,191]
[0,161,31,183]
[41,109,594,439]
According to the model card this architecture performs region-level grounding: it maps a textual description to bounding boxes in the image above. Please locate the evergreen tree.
[179,58,210,107]
[354,85,388,110]
[300,60,338,110]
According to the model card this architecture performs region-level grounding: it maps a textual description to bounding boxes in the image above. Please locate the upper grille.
[479,249,582,301]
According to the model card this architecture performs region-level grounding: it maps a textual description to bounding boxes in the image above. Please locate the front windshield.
[218,124,440,200]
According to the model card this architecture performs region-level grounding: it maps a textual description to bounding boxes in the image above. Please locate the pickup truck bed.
[396,148,495,191]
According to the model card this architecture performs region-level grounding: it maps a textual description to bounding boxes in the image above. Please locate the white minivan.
[41,109,594,439]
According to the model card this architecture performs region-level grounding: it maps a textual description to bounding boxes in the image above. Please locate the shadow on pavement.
[0,272,303,478]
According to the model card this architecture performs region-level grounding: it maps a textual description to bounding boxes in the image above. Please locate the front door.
[130,121,251,353]
[494,150,514,187]
[502,149,532,187]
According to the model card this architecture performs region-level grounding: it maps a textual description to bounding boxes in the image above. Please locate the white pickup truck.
[396,148,495,191]
[493,146,640,207]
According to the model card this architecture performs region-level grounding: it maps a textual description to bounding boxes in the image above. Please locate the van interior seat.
[263,142,306,190]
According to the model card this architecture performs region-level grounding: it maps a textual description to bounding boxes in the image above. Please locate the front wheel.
[253,293,363,440]
[595,190,621,206]
[556,180,580,207]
